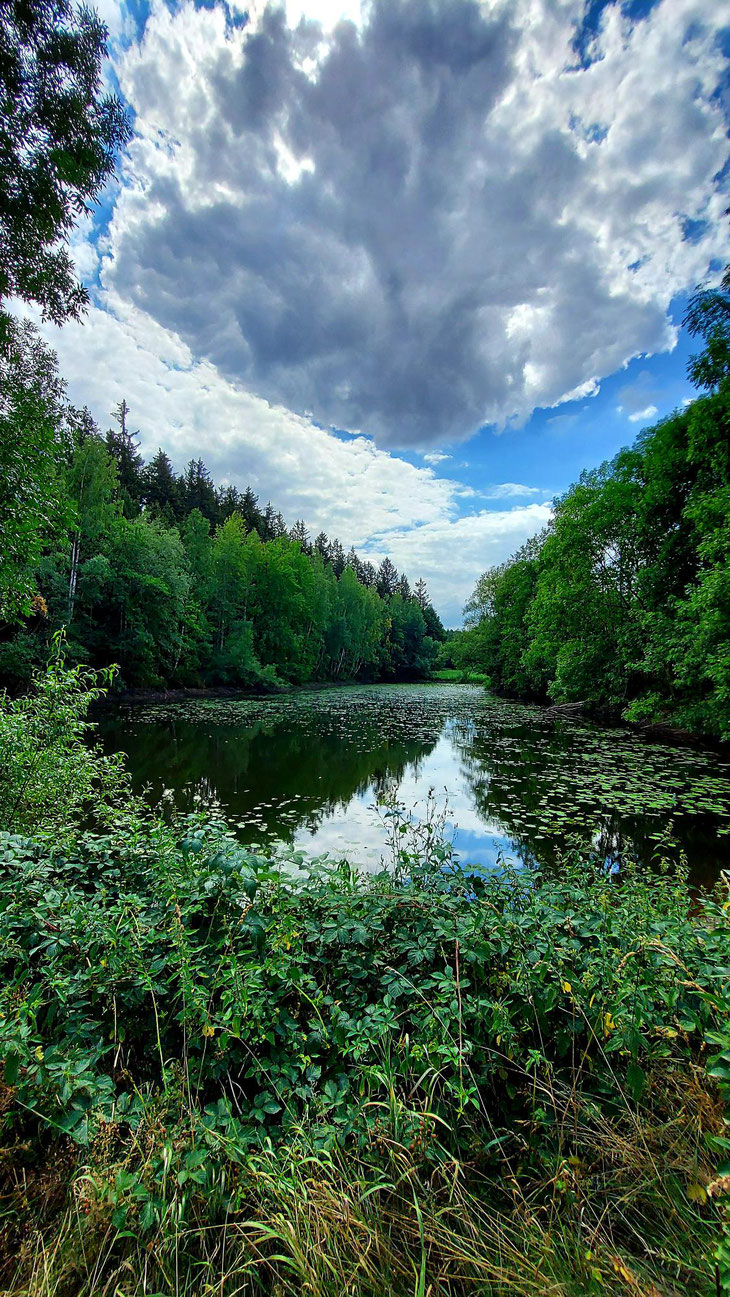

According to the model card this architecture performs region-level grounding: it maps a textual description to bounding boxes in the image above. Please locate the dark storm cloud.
[110,0,729,445]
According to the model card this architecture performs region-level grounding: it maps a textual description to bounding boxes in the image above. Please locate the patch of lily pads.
[102,684,730,883]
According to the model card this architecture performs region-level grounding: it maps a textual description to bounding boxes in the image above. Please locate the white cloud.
[618,369,662,425]
[274,0,364,30]
[546,412,581,432]
[483,482,542,499]
[92,0,127,39]
[628,403,659,424]
[423,451,451,465]
[361,502,554,626]
[95,0,729,447]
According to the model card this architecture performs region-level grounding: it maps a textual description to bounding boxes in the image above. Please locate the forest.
[446,285,730,741]
[0,348,445,692]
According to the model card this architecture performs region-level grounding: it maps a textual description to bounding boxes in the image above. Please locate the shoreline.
[93,677,730,754]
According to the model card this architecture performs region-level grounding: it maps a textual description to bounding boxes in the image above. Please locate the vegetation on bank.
[446,272,730,740]
[1,660,730,1296]
[431,667,492,685]
[0,354,446,692]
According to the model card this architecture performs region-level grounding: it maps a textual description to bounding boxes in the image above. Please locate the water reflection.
[97,684,730,886]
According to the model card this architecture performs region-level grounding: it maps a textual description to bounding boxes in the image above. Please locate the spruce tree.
[106,400,143,518]
[143,449,180,522]
[376,556,398,598]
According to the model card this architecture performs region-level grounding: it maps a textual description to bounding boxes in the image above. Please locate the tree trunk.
[67,532,80,623]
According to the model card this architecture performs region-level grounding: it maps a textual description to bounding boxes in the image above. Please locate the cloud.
[423,451,451,465]
[483,482,542,499]
[361,502,554,625]
[546,412,580,432]
[618,369,661,424]
[99,0,729,448]
[628,403,658,424]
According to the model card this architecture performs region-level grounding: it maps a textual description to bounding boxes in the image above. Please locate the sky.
[37,0,730,625]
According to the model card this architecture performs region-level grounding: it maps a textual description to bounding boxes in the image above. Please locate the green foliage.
[0,640,126,839]
[0,815,727,1292]
[462,385,730,736]
[0,321,71,620]
[0,662,727,1294]
[0,0,131,333]
[0,0,128,621]
[684,265,730,393]
[2,414,438,689]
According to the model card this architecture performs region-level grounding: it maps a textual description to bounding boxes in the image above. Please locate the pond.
[97,683,730,887]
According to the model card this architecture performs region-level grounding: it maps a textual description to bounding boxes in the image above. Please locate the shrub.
[0,813,728,1294]
[0,640,128,840]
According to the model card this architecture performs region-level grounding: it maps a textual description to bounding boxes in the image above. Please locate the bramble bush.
[0,638,127,841]
[0,656,729,1294]
[1,814,729,1293]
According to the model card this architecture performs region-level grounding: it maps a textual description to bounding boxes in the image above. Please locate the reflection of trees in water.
[99,709,441,845]
[450,717,721,886]
[98,692,728,887]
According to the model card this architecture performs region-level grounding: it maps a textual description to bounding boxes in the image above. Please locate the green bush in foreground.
[0,642,126,842]
[0,811,729,1295]
[1,658,729,1294]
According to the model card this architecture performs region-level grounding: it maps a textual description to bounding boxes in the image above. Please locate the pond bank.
[93,674,437,708]
[3,659,729,1296]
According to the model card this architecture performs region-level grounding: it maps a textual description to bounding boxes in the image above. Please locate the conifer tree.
[182,459,220,525]
[314,532,331,563]
[106,400,143,518]
[240,487,262,533]
[376,556,398,598]
[330,538,346,577]
[290,519,311,551]
[143,449,180,522]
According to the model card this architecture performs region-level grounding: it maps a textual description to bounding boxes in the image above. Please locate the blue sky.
[400,293,702,502]
[40,0,730,624]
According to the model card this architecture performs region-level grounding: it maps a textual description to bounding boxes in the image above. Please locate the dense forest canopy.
[0,337,445,690]
[446,267,730,740]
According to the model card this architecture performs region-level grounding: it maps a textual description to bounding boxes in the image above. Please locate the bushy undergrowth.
[0,642,128,842]
[1,812,729,1295]
[1,658,730,1295]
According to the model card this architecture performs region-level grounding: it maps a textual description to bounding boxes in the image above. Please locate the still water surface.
[98,684,730,886]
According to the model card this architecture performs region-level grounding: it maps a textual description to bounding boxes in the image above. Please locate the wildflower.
[603,1011,615,1036]
[561,979,572,994]
[202,1023,215,1038]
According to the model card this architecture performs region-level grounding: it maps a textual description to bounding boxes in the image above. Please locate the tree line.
[0,339,445,690]
[447,269,730,740]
